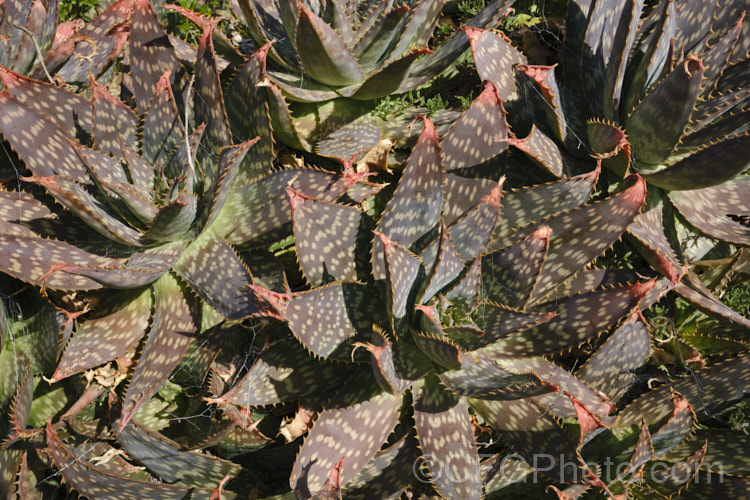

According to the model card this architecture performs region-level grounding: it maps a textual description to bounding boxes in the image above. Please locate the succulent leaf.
[195,22,232,149]
[413,375,481,499]
[118,273,199,431]
[464,26,526,103]
[290,371,403,497]
[45,421,221,499]
[173,229,259,319]
[216,337,352,406]
[51,288,152,381]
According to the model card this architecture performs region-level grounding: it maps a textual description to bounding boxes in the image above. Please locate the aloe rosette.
[464,0,750,347]
[0,0,381,495]
[200,81,680,498]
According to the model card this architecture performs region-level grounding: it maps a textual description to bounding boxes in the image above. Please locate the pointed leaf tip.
[461,25,483,40]
[632,278,657,299]
[248,284,289,314]
[532,225,552,240]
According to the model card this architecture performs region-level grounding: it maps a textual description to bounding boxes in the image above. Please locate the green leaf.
[118,273,199,432]
[348,48,431,99]
[357,327,429,395]
[295,5,363,86]
[412,330,464,370]
[352,4,410,73]
[290,371,403,498]
[413,375,481,499]
[643,133,750,190]
[674,271,750,330]
[316,108,382,161]
[146,193,197,242]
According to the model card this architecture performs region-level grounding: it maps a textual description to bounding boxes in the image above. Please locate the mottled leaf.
[290,371,403,498]
[173,229,259,319]
[481,280,655,357]
[357,327,429,395]
[0,92,90,183]
[45,421,219,499]
[91,79,139,157]
[194,22,231,148]
[495,175,647,302]
[421,222,465,303]
[3,354,33,448]
[669,176,750,245]
[253,282,378,360]
[481,226,549,309]
[224,43,274,186]
[289,187,363,285]
[215,338,351,406]
[118,273,199,431]
[342,434,417,500]
[576,313,651,402]
[508,125,564,178]
[644,133,750,190]
[373,117,442,280]
[378,232,424,323]
[0,66,92,140]
[51,288,152,381]
[449,180,502,261]
[413,376,481,499]
[477,303,557,347]
[114,417,239,487]
[650,391,696,457]
[674,271,750,330]
[627,55,704,166]
[142,70,184,167]
[347,49,431,99]
[465,26,526,102]
[352,4,410,72]
[130,0,187,112]
[295,5,363,86]
[54,0,131,84]
[493,166,599,237]
[317,112,381,161]
[412,330,464,370]
[214,168,353,246]
[441,81,508,171]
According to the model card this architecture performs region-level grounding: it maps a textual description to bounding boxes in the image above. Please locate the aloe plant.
[198,82,682,498]
[0,0,381,495]
[169,0,517,159]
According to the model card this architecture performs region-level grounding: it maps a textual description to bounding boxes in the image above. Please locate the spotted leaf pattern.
[45,422,220,499]
[51,289,152,381]
[465,26,526,102]
[413,376,481,499]
[373,117,442,280]
[289,188,363,285]
[173,229,259,319]
[113,417,240,487]
[216,338,351,406]
[441,81,508,171]
[118,273,199,432]
[290,371,403,498]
